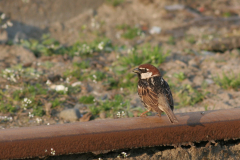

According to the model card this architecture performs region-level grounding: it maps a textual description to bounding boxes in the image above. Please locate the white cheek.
[141,72,152,79]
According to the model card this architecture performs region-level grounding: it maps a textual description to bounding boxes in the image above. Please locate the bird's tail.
[162,107,179,123]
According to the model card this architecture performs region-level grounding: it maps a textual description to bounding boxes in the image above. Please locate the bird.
[133,64,179,123]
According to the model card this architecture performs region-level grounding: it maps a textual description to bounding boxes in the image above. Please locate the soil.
[0,0,240,159]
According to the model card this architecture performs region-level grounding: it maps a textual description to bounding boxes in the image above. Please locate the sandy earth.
[0,0,240,159]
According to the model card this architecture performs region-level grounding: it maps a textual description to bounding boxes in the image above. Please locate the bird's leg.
[157,111,163,117]
[140,110,149,117]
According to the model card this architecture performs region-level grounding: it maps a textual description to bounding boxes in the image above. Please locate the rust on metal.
[0,108,240,159]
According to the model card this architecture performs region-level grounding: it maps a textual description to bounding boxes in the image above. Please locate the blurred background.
[0,0,240,128]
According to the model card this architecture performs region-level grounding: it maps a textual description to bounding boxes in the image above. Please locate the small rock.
[182,78,192,86]
[72,81,82,87]
[165,4,185,11]
[48,74,61,83]
[188,57,200,68]
[218,93,232,102]
[193,76,204,86]
[45,103,52,116]
[55,85,68,92]
[201,51,214,56]
[81,83,92,93]
[149,26,161,35]
[59,108,82,122]
[101,94,108,100]
[205,79,214,85]
[0,29,8,43]
[74,103,87,110]
[99,111,106,119]
[0,45,36,66]
[175,60,187,68]
[72,56,82,63]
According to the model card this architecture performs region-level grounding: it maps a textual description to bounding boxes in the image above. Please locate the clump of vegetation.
[214,72,240,90]
[105,0,125,7]
[20,34,63,57]
[20,35,114,57]
[69,38,113,57]
[1,64,42,83]
[79,95,95,104]
[177,84,208,107]
[185,35,196,44]
[119,45,168,67]
[174,72,186,81]
[89,94,134,118]
[116,24,142,39]
[167,36,175,45]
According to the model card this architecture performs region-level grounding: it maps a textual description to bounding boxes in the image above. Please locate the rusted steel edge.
[0,108,240,159]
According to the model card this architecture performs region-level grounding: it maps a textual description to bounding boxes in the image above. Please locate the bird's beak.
[132,68,141,73]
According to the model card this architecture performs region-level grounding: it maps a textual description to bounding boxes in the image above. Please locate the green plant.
[122,27,142,39]
[0,102,16,113]
[174,72,186,81]
[51,98,61,108]
[116,24,142,39]
[119,45,168,67]
[167,36,175,45]
[79,95,95,104]
[69,38,113,57]
[186,35,196,44]
[214,72,240,90]
[73,61,90,69]
[177,84,208,107]
[105,0,124,7]
[20,34,63,57]
[32,106,45,117]
[91,71,106,81]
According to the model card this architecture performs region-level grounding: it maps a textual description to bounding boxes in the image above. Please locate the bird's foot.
[140,110,149,117]
[140,113,147,117]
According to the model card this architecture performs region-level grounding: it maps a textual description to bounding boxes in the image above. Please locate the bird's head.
[133,64,161,79]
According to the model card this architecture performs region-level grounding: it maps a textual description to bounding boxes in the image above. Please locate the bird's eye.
[140,68,147,73]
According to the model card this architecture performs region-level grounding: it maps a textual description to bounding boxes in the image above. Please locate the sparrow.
[133,64,179,123]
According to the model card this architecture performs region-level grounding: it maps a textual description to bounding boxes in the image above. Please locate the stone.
[59,108,82,121]
[218,92,232,102]
[0,29,8,43]
[0,45,36,67]
[193,76,204,86]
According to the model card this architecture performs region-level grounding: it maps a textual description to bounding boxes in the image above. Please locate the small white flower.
[55,85,68,93]
[65,77,70,84]
[98,42,104,50]
[28,112,34,118]
[92,75,97,79]
[6,20,13,27]
[1,13,5,19]
[50,148,56,155]
[36,118,42,124]
[46,79,52,85]
[121,152,127,158]
[117,112,121,118]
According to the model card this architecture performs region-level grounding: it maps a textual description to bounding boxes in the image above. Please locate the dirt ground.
[0,0,240,159]
[29,138,240,160]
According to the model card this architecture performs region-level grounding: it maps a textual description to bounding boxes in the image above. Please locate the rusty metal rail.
[0,108,240,159]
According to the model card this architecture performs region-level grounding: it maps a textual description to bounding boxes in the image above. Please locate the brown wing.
[138,86,163,113]
[158,93,178,123]
[162,79,174,110]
